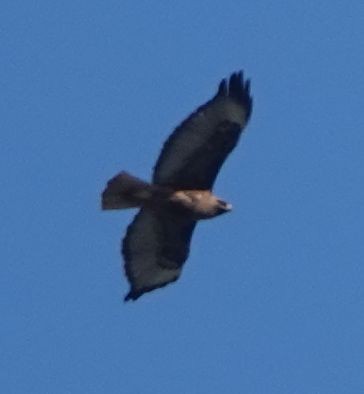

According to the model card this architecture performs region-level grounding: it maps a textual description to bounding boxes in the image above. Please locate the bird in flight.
[102,71,253,301]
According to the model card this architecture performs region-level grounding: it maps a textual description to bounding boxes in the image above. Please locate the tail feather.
[102,171,152,210]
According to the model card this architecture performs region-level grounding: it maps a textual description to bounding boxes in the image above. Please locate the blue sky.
[2,1,364,393]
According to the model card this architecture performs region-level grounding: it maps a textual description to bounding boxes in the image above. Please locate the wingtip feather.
[217,70,252,105]
[226,69,253,120]
[124,291,138,302]
[217,79,227,96]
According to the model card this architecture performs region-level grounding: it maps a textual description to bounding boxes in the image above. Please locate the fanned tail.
[102,171,153,210]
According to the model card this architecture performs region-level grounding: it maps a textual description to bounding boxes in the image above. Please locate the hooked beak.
[217,199,233,213]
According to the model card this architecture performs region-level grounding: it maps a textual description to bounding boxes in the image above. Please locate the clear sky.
[2,1,364,393]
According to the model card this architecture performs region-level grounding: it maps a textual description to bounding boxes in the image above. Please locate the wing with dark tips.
[122,209,197,301]
[153,71,253,190]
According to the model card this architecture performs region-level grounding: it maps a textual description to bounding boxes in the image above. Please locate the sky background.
[2,1,364,393]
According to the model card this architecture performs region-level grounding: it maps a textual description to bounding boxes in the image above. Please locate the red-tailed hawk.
[102,71,253,301]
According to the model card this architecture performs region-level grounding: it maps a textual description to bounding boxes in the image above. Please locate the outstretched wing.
[122,209,197,301]
[153,71,253,190]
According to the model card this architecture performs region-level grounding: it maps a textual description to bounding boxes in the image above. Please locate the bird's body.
[103,172,231,220]
[167,189,232,220]
[102,71,253,301]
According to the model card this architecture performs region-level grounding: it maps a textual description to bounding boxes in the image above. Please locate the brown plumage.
[102,71,253,301]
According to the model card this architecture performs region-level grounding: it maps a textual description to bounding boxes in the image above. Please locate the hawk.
[102,71,253,301]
